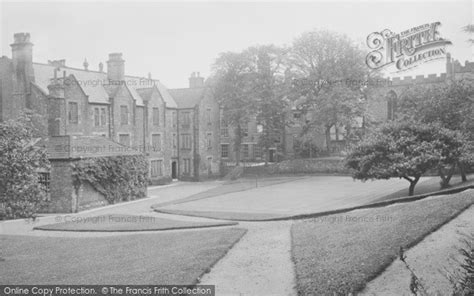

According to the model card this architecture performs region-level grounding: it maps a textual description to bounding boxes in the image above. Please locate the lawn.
[291,190,474,295]
[153,176,304,208]
[33,214,237,232]
[0,228,247,284]
[153,209,288,221]
[371,174,474,203]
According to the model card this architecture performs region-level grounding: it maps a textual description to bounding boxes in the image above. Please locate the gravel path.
[361,204,474,295]
[200,221,296,296]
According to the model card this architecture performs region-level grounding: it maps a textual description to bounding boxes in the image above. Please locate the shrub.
[446,233,474,295]
[346,121,463,196]
[0,113,50,220]
[72,155,148,204]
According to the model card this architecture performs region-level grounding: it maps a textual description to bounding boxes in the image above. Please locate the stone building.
[0,33,220,212]
[219,115,267,163]
[169,73,221,180]
[220,54,474,162]
[366,54,474,124]
[1,32,472,211]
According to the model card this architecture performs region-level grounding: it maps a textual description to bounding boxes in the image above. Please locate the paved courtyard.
[156,176,428,217]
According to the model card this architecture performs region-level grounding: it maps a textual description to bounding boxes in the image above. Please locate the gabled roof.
[32,62,178,108]
[33,63,110,104]
[124,76,177,108]
[136,87,154,101]
[155,81,178,108]
[168,87,205,109]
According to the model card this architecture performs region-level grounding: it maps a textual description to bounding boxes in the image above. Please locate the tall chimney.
[189,71,204,88]
[446,53,453,78]
[11,32,35,86]
[107,53,125,82]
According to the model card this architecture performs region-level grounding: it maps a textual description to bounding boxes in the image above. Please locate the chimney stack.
[83,58,89,71]
[99,62,104,72]
[107,53,125,82]
[446,53,453,77]
[189,71,204,88]
[11,33,34,85]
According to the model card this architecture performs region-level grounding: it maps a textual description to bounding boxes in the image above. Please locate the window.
[150,160,163,177]
[181,134,191,149]
[330,126,345,141]
[183,158,191,174]
[255,145,262,159]
[39,172,50,191]
[221,120,229,137]
[172,134,177,149]
[242,144,249,158]
[249,144,255,159]
[293,112,301,119]
[93,108,100,126]
[68,102,78,124]
[120,105,129,125]
[207,157,212,174]
[221,144,229,158]
[151,134,161,151]
[242,124,249,137]
[152,107,160,126]
[207,108,212,125]
[100,107,107,126]
[119,134,130,146]
[172,112,177,127]
[207,133,212,149]
[182,112,191,127]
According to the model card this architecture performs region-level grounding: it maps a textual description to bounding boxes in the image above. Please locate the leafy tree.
[464,24,474,44]
[245,45,290,163]
[434,129,466,188]
[397,80,474,182]
[346,121,463,196]
[211,52,255,164]
[287,29,373,152]
[0,113,50,219]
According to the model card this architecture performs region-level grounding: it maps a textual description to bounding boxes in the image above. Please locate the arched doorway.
[171,161,177,179]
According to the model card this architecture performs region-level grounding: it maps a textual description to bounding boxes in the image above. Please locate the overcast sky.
[1,0,473,88]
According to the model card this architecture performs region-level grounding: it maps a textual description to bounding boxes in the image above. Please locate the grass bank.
[291,190,474,295]
[1,228,247,284]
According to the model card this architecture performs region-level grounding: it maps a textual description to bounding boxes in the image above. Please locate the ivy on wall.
[72,155,148,204]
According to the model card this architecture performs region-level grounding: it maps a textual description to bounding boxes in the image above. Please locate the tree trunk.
[325,125,332,154]
[234,124,242,165]
[457,161,467,182]
[264,147,269,166]
[438,165,455,189]
[408,181,416,196]
[405,175,421,196]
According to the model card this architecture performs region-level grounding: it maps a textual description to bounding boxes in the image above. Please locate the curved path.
[4,177,467,296]
[0,181,225,237]
[200,221,296,296]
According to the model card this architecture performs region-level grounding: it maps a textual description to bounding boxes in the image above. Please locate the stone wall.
[267,157,350,175]
[46,159,74,213]
[77,181,108,211]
